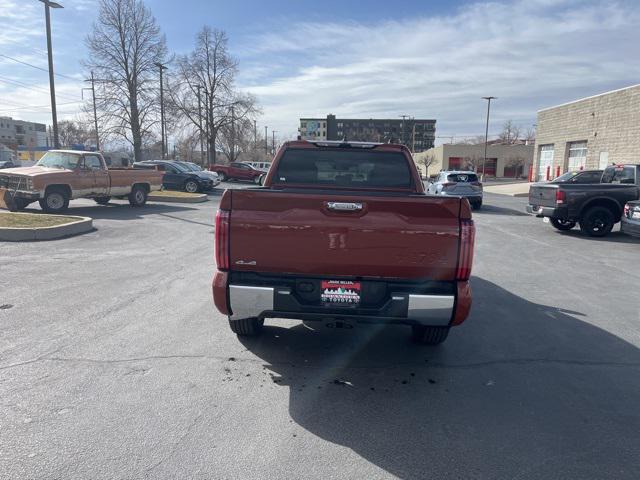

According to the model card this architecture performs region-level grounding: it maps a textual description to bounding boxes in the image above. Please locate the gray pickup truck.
[527,164,639,237]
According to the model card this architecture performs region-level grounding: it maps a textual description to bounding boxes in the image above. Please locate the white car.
[242,161,272,172]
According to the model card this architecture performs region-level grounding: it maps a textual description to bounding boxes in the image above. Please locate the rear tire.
[128,185,147,207]
[579,206,615,237]
[40,187,69,214]
[94,196,111,205]
[228,317,264,336]
[217,172,227,182]
[471,201,482,210]
[411,326,449,345]
[550,218,576,231]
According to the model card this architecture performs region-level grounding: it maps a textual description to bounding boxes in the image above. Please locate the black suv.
[134,160,213,193]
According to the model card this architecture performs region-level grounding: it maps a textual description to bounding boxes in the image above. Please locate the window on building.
[567,141,587,171]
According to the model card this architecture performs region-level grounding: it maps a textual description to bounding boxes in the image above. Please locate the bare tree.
[462,155,484,171]
[168,27,259,166]
[417,153,437,177]
[174,128,201,163]
[524,126,536,144]
[57,120,90,147]
[85,0,167,162]
[499,120,521,144]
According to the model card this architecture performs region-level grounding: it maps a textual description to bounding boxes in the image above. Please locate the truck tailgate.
[228,190,463,281]
[529,183,558,207]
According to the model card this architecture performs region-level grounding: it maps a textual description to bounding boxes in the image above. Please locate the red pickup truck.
[212,141,475,345]
[210,162,264,183]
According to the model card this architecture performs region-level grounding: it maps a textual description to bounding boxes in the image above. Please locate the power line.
[0,100,83,114]
[0,54,79,81]
[0,75,79,102]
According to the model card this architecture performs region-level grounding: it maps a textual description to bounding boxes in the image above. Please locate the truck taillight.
[456,219,475,281]
[556,190,566,204]
[215,209,230,270]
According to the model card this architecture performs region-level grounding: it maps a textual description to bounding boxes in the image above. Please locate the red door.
[448,157,463,170]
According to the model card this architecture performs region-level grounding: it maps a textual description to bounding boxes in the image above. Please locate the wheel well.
[45,184,71,198]
[580,198,621,219]
[132,182,150,193]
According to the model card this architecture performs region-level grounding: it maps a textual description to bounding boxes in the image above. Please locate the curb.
[0,215,93,242]
[148,193,208,203]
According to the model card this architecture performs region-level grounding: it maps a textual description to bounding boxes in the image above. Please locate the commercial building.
[533,84,640,181]
[299,114,436,152]
[414,143,534,178]
[0,117,48,150]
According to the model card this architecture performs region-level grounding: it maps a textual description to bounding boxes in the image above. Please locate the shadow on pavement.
[553,228,640,244]
[240,277,640,479]
[474,203,529,216]
[23,201,199,221]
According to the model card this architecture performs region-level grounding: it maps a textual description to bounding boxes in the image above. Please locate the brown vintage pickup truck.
[0,150,164,213]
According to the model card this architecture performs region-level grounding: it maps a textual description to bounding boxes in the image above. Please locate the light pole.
[196,85,204,164]
[154,62,168,158]
[39,0,63,149]
[482,96,497,180]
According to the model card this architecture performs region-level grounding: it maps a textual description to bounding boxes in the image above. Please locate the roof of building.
[538,83,640,113]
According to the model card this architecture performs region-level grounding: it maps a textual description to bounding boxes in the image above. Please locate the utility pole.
[154,62,168,158]
[264,126,268,155]
[482,96,497,180]
[82,71,99,150]
[196,85,204,164]
[40,0,64,149]
[272,130,277,156]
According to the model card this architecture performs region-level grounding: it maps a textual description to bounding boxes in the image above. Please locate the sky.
[1,0,639,145]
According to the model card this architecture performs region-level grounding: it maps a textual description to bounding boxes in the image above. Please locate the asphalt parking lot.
[1,187,639,479]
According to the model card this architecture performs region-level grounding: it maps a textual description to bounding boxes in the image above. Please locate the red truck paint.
[212,140,475,344]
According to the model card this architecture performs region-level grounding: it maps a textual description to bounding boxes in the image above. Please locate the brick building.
[299,114,436,152]
[533,84,640,181]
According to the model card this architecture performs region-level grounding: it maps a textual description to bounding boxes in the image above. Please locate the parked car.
[0,161,16,169]
[243,161,272,171]
[134,160,214,193]
[212,140,475,345]
[621,200,640,237]
[426,170,483,209]
[0,150,163,213]
[176,161,221,187]
[551,170,603,183]
[210,162,264,183]
[527,164,640,236]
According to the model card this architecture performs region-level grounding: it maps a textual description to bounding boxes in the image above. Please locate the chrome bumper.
[228,284,455,326]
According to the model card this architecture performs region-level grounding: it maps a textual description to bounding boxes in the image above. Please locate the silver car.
[426,170,483,209]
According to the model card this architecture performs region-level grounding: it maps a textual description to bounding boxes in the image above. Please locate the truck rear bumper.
[213,272,472,327]
[526,204,568,218]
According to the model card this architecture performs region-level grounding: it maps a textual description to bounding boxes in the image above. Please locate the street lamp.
[39,0,63,149]
[271,130,277,156]
[154,62,168,158]
[481,96,497,180]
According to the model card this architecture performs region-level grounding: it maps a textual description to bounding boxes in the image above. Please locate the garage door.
[482,158,497,177]
[448,157,463,170]
[538,144,554,180]
[567,141,587,171]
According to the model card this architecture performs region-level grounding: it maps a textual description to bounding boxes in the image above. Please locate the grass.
[148,190,203,198]
[0,212,81,228]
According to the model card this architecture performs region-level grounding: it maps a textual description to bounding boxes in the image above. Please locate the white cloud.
[238,0,640,140]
